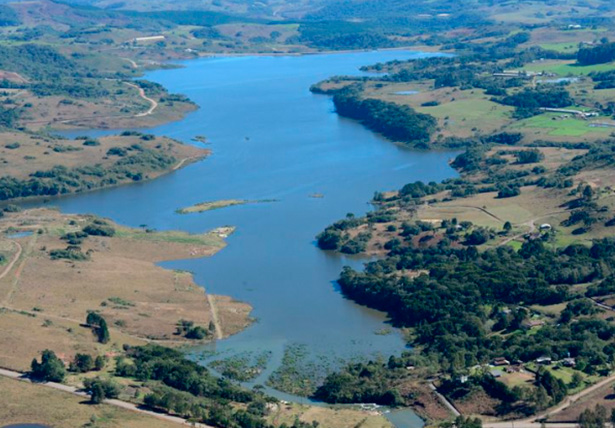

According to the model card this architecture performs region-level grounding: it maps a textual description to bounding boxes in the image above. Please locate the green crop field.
[513,113,612,137]
[524,60,615,76]
[539,42,579,53]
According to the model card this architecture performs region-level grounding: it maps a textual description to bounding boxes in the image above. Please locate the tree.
[86,312,109,344]
[69,353,94,373]
[579,404,607,428]
[570,371,583,388]
[583,185,594,201]
[94,355,106,371]
[503,221,512,233]
[90,381,105,404]
[84,378,120,404]
[31,350,66,382]
[97,319,110,344]
[465,228,491,245]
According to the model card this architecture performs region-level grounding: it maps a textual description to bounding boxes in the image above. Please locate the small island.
[177,199,277,214]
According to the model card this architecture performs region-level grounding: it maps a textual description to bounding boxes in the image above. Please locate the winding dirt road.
[124,82,159,117]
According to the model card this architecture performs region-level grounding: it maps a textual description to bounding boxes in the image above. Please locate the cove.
[32,50,459,427]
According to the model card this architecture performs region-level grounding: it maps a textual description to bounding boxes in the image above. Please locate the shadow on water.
[26,50,459,427]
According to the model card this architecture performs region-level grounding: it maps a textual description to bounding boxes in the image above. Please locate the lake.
[33,50,459,427]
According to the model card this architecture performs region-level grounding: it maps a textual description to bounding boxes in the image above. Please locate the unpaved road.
[125,82,158,117]
[0,241,21,281]
[0,367,214,427]
[484,374,615,428]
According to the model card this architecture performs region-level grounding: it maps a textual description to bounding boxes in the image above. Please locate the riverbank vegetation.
[312,2,615,423]
[0,131,207,202]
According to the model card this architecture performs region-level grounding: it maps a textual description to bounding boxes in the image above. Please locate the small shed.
[493,357,510,366]
[536,356,552,365]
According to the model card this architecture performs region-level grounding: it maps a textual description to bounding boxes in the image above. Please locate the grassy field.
[363,84,514,139]
[523,60,615,76]
[267,402,393,428]
[114,226,231,247]
[512,113,613,138]
[0,376,180,428]
[418,185,566,230]
[0,209,251,371]
[0,132,207,181]
[539,42,579,53]
[548,378,615,422]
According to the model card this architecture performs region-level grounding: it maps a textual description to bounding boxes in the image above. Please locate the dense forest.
[331,86,437,148]
[578,41,615,66]
[314,226,615,413]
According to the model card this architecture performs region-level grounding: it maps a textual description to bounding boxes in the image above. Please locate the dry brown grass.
[0,79,196,132]
[0,131,206,181]
[418,186,568,229]
[0,309,143,371]
[0,375,180,428]
[399,381,454,422]
[452,388,501,418]
[0,209,252,370]
[548,379,615,423]
[267,402,393,428]
[487,146,587,172]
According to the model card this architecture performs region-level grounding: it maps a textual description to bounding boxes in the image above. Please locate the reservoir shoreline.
[28,50,460,428]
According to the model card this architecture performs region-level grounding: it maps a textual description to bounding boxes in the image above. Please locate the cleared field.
[267,402,393,428]
[539,42,579,53]
[499,371,535,389]
[215,23,300,43]
[548,378,615,423]
[490,146,588,171]
[523,59,615,76]
[0,376,180,428]
[0,309,143,372]
[418,186,567,230]
[363,84,514,139]
[0,209,252,370]
[512,113,613,138]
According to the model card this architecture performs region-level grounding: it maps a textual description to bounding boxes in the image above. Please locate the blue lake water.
[2,425,51,428]
[30,50,459,427]
[6,231,34,239]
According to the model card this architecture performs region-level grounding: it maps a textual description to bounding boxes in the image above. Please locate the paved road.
[0,368,214,427]
[429,382,461,417]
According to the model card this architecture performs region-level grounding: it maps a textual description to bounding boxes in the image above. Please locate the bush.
[69,353,94,373]
[186,326,208,340]
[83,221,115,237]
[83,377,120,404]
[49,245,89,261]
[31,350,66,382]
